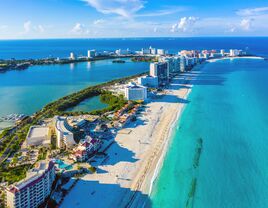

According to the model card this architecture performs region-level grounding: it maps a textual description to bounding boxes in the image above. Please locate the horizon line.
[1,36,268,41]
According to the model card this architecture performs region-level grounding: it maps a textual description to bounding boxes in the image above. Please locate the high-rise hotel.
[5,161,55,208]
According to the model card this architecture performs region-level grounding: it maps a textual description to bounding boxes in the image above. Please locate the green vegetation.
[0,127,12,138]
[0,72,147,184]
[50,134,57,150]
[0,165,32,184]
[88,166,96,173]
[89,91,127,115]
[37,147,48,161]
[0,55,137,72]
[131,56,158,62]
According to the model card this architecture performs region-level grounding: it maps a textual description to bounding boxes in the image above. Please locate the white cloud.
[23,21,31,33]
[171,16,198,32]
[37,25,45,33]
[93,19,105,25]
[229,26,236,33]
[71,23,89,35]
[135,7,186,17]
[240,18,253,30]
[237,7,268,16]
[82,0,145,18]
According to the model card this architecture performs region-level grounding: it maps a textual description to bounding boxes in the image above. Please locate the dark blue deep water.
[0,37,268,59]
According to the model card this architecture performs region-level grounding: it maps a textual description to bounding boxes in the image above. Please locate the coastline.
[60,70,196,208]
[206,56,264,63]
[148,86,192,196]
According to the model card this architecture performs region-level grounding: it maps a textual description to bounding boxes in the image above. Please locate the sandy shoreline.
[206,56,264,63]
[61,74,194,208]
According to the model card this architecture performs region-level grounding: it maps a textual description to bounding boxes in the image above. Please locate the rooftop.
[7,160,54,193]
[26,126,50,146]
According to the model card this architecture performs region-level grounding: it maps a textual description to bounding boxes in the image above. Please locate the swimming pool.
[55,159,73,170]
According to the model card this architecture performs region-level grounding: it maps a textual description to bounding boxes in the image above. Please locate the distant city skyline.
[0,0,268,39]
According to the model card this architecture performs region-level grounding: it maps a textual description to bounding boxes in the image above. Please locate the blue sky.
[0,0,268,39]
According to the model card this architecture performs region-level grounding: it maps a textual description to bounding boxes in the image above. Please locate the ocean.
[1,38,268,207]
[150,57,268,208]
[1,37,268,60]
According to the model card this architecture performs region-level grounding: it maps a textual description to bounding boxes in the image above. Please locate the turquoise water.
[55,159,73,170]
[0,58,148,117]
[150,58,268,208]
[65,95,108,113]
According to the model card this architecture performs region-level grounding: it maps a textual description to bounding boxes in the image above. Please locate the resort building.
[180,56,187,72]
[149,46,157,55]
[138,75,159,88]
[160,56,180,74]
[54,116,76,149]
[71,136,101,162]
[115,49,130,56]
[150,62,169,85]
[125,82,147,101]
[5,160,55,208]
[26,126,50,147]
[220,49,225,56]
[141,48,151,55]
[87,50,96,58]
[230,49,241,57]
[157,49,166,55]
[69,52,75,60]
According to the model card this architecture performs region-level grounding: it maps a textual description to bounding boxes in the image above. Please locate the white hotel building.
[5,161,55,208]
[125,82,147,101]
[55,116,76,149]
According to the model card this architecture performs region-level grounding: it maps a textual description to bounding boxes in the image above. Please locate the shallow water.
[151,58,268,208]
[0,58,148,117]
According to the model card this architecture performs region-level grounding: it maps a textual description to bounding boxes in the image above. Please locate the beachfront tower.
[180,56,186,72]
[157,49,166,55]
[150,62,169,85]
[69,52,76,60]
[87,50,96,58]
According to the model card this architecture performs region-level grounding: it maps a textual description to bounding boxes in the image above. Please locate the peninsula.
[0,47,253,208]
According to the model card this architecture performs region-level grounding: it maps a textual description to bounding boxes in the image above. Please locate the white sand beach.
[206,56,264,63]
[61,74,194,208]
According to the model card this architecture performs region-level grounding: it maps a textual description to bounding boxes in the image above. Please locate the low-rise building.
[26,126,50,147]
[71,136,101,162]
[5,160,55,208]
[125,82,147,101]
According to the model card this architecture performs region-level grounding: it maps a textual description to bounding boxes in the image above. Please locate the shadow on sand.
[60,180,152,208]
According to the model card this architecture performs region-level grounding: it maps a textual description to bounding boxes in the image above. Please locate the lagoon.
[65,95,108,113]
[0,58,149,118]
